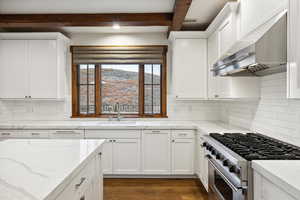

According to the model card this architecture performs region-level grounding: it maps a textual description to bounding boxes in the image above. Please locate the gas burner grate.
[210,133,300,161]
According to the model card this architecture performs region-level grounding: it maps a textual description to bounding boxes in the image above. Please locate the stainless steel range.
[203,133,300,200]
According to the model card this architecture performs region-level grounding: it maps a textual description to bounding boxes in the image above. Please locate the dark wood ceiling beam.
[0,13,173,28]
[171,0,193,31]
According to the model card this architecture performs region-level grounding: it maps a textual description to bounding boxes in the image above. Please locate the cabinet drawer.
[172,130,195,139]
[55,161,95,200]
[0,130,26,138]
[50,130,84,139]
[23,130,50,138]
[143,130,170,135]
[85,130,141,139]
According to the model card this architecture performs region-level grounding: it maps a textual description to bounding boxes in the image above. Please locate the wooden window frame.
[71,45,167,118]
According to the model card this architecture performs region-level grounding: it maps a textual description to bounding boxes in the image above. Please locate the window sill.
[71,114,168,119]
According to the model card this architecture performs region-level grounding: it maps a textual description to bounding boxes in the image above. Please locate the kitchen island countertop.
[0,139,105,200]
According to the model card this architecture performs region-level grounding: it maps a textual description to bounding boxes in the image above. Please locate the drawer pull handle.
[54,131,79,135]
[151,131,161,133]
[31,133,40,135]
[1,133,11,136]
[75,177,86,189]
[179,133,187,136]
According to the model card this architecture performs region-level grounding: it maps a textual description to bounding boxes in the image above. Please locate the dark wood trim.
[71,45,168,118]
[71,63,79,117]
[139,65,145,116]
[70,45,168,52]
[71,114,168,118]
[171,0,193,31]
[95,65,101,115]
[161,53,167,116]
[0,13,173,28]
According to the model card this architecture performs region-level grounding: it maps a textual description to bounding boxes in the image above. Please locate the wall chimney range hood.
[213,13,287,77]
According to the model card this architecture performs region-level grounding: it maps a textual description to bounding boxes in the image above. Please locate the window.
[71,46,167,118]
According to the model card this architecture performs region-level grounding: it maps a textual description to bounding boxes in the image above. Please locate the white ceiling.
[184,0,230,29]
[0,0,175,14]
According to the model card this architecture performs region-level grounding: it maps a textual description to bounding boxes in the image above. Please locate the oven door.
[208,158,245,200]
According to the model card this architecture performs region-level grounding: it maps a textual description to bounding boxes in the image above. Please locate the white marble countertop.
[0,139,105,200]
[0,120,248,133]
[252,160,300,199]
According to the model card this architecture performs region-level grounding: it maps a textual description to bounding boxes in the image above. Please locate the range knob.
[216,153,223,160]
[207,146,213,151]
[212,149,217,155]
[205,145,210,150]
[223,159,230,166]
[202,142,207,147]
[229,165,241,175]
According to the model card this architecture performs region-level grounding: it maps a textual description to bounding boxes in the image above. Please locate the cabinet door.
[113,139,141,174]
[142,130,171,174]
[28,40,58,98]
[288,0,300,98]
[219,15,236,57]
[208,31,220,99]
[254,172,297,200]
[102,140,113,174]
[0,40,29,98]
[173,39,207,99]
[240,0,288,38]
[94,153,103,200]
[171,138,194,175]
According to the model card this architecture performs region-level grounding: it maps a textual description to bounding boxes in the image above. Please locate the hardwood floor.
[104,178,208,200]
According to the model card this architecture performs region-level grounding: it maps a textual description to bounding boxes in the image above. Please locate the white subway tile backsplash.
[220,72,300,146]
[0,95,221,122]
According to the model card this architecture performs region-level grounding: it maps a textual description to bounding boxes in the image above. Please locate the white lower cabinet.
[55,152,103,200]
[113,139,141,174]
[102,140,113,174]
[171,130,195,175]
[142,130,171,174]
[85,130,141,175]
[254,171,297,200]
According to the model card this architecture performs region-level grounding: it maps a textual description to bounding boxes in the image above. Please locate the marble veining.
[0,139,104,200]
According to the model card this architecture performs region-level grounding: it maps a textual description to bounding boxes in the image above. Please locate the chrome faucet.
[114,102,123,121]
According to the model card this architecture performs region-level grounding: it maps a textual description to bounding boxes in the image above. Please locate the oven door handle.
[208,158,243,192]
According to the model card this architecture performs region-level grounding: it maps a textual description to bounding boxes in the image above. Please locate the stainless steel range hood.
[213,13,287,77]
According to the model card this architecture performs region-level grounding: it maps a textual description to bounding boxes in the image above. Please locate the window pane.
[88,85,95,114]
[153,85,161,114]
[88,64,95,84]
[153,64,161,84]
[79,85,87,114]
[144,64,152,84]
[101,64,139,114]
[79,64,88,84]
[144,85,153,114]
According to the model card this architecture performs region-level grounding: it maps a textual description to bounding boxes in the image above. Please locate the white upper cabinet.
[287,0,300,98]
[218,12,238,58]
[0,33,69,99]
[239,0,288,39]
[28,40,58,99]
[170,33,208,100]
[0,40,29,98]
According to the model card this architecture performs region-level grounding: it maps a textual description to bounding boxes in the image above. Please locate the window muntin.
[78,64,96,114]
[144,64,161,115]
